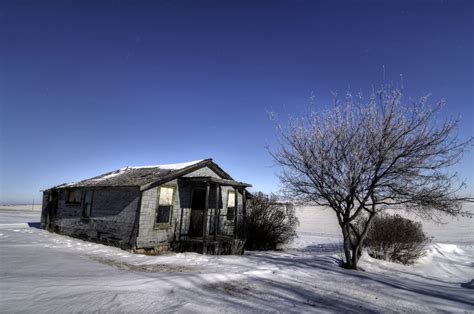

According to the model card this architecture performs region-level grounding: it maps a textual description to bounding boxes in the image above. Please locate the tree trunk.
[340,221,367,270]
[341,223,356,269]
[351,245,360,270]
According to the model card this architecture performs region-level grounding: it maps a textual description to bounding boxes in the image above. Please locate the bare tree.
[271,85,472,270]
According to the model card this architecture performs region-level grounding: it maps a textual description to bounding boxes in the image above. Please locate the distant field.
[0,205,42,211]
[1,203,472,244]
[0,205,42,225]
[296,204,474,244]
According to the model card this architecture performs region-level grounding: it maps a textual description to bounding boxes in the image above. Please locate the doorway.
[46,190,58,231]
[188,188,206,237]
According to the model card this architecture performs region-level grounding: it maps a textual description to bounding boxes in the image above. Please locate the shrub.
[363,214,429,265]
[244,192,299,250]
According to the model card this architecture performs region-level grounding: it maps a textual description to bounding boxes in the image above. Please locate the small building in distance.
[41,159,251,255]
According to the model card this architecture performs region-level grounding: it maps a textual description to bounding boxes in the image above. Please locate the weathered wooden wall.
[135,179,180,248]
[41,187,140,248]
[182,166,221,179]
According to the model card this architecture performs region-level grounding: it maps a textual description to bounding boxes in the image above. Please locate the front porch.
[174,176,251,255]
[173,236,246,255]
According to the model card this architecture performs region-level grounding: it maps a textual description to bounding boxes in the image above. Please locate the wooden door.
[188,188,206,238]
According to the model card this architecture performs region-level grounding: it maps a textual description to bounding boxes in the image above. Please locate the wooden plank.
[178,176,252,188]
[179,201,184,241]
[214,184,219,241]
[202,182,210,241]
[242,189,246,238]
[234,187,238,239]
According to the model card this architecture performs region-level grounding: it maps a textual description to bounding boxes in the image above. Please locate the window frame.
[154,185,176,229]
[66,189,82,206]
[82,190,94,220]
[225,190,236,225]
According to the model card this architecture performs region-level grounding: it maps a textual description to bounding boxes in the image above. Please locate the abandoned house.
[41,159,252,255]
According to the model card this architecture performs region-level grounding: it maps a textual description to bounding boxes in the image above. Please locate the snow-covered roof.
[49,159,233,189]
[126,159,204,170]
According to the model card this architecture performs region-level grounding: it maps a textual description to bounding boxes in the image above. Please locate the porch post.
[202,181,210,241]
[179,206,184,241]
[214,184,219,241]
[234,187,238,239]
[242,189,246,238]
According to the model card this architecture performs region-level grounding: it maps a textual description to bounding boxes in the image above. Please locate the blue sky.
[1,0,473,204]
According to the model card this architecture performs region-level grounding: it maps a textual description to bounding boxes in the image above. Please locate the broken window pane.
[156,205,171,223]
[156,186,174,225]
[67,190,81,203]
[227,207,235,222]
[227,191,235,207]
[227,191,236,221]
[159,187,174,206]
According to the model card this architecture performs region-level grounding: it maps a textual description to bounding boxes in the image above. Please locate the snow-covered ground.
[0,205,473,313]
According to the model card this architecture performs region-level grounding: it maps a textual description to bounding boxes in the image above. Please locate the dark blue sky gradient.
[1,0,473,203]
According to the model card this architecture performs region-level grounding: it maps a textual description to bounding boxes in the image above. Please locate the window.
[82,190,93,219]
[66,190,81,204]
[156,186,175,226]
[226,191,236,222]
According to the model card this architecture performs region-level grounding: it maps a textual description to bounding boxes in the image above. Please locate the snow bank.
[360,242,474,284]
[461,279,474,289]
